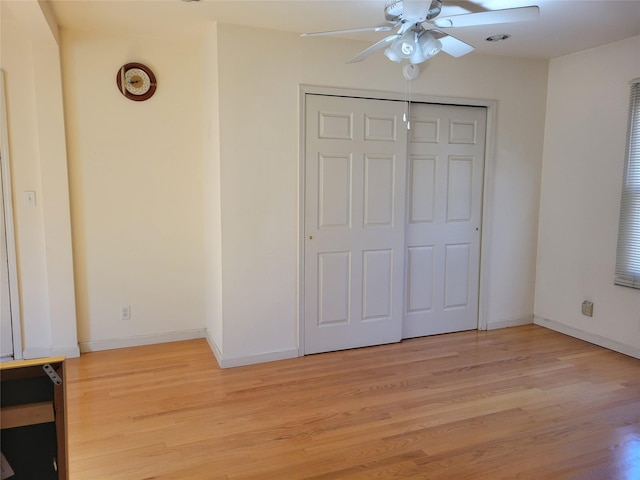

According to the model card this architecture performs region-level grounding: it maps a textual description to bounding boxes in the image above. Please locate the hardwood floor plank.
[66,325,640,479]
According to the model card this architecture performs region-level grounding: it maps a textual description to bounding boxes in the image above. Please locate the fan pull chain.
[406,72,412,130]
[403,73,408,123]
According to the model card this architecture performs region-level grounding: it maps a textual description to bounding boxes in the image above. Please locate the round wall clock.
[116,63,157,101]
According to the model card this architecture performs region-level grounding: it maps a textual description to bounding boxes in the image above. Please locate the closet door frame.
[298,85,497,355]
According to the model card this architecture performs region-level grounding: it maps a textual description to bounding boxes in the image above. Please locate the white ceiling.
[48,0,640,60]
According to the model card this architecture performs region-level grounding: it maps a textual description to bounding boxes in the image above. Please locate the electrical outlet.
[581,301,593,317]
[121,305,131,321]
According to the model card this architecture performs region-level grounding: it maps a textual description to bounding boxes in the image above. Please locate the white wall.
[8,3,638,367]
[202,24,224,357]
[60,29,207,351]
[535,35,640,356]
[215,24,548,364]
[48,18,547,365]
[0,0,78,358]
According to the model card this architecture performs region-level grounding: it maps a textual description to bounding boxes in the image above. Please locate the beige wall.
[1,0,78,358]
[60,29,207,350]
[3,3,550,364]
[215,24,548,364]
[6,4,639,366]
[6,3,639,367]
[535,35,640,356]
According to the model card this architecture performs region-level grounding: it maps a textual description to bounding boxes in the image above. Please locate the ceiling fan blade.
[433,5,539,28]
[436,32,475,57]
[301,25,395,37]
[347,33,401,63]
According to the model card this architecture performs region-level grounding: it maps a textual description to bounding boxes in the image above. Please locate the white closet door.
[304,95,407,354]
[403,103,486,338]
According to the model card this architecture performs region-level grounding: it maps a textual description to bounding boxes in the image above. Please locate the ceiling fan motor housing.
[384,0,443,22]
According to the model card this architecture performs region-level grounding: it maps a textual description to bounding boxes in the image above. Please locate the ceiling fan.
[301,0,539,66]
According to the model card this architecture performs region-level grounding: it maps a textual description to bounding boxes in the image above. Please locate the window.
[615,79,640,289]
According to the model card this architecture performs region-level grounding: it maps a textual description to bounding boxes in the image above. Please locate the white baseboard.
[51,345,80,358]
[79,329,206,353]
[203,329,300,368]
[22,344,80,359]
[77,328,298,368]
[214,346,300,369]
[534,315,640,359]
[486,315,534,331]
[22,345,80,360]
[22,347,52,360]
[205,330,223,368]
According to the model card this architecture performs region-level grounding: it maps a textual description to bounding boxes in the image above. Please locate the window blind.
[615,79,640,289]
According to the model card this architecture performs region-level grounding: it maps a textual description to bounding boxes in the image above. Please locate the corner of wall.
[202,22,224,357]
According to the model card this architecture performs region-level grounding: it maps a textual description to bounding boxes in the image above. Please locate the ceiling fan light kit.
[384,29,442,64]
[302,0,539,70]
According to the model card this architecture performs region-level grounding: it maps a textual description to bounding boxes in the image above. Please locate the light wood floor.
[66,325,640,479]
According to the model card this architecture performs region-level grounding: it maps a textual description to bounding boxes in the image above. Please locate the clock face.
[116,63,157,101]
[124,68,150,95]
